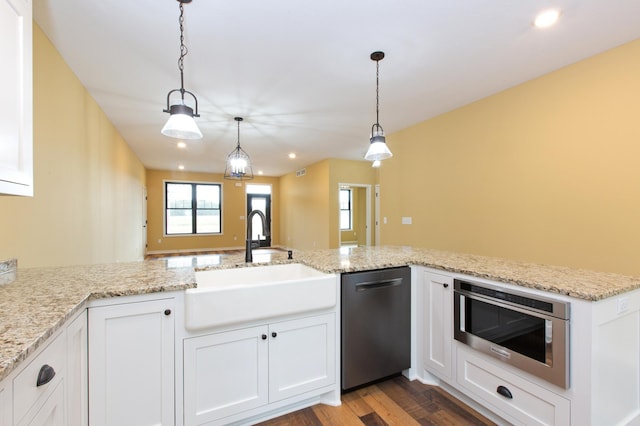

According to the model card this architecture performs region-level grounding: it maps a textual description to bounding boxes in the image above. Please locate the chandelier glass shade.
[224,117,254,180]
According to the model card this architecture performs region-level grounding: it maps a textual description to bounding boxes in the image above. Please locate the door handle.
[355,278,403,291]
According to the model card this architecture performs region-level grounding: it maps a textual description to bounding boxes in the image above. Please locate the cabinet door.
[183,325,268,425]
[89,298,175,426]
[66,311,87,426]
[269,313,336,403]
[423,271,454,380]
[18,381,65,426]
[0,0,33,196]
[0,385,8,426]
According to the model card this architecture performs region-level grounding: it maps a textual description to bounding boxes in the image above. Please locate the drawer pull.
[496,385,513,399]
[36,364,56,387]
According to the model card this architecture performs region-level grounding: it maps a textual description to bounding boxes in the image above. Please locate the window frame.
[164,180,223,236]
[339,188,352,231]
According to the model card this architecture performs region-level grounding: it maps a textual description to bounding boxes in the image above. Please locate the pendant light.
[224,117,254,180]
[161,0,202,140]
[364,51,393,161]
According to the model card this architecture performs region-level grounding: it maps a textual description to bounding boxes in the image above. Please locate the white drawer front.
[456,346,570,426]
[13,331,66,423]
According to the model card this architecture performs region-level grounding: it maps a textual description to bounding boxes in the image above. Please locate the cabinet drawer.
[456,346,569,426]
[13,331,66,423]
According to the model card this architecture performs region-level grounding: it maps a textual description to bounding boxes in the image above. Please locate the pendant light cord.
[237,118,241,149]
[375,59,380,127]
[178,2,187,98]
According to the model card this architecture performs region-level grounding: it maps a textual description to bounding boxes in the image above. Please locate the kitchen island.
[1,246,640,425]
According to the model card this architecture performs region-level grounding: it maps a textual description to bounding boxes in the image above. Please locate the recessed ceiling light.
[178,165,185,170]
[534,9,560,28]
[288,153,296,159]
[177,141,186,149]
[257,170,264,175]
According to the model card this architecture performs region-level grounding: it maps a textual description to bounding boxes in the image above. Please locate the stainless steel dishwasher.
[341,266,411,391]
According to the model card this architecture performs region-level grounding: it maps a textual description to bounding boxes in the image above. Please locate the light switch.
[383,217,387,224]
[401,217,412,225]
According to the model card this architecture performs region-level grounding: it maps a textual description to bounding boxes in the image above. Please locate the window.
[339,188,352,230]
[165,182,221,235]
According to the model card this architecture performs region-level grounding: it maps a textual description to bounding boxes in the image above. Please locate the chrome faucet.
[246,210,269,262]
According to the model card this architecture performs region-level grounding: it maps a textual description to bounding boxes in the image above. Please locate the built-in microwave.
[454,278,570,389]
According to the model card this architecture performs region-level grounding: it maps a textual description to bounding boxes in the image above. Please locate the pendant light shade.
[365,51,393,162]
[224,117,254,180]
[161,0,202,140]
[161,103,202,139]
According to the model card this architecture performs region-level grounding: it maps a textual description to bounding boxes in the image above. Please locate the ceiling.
[34,0,640,177]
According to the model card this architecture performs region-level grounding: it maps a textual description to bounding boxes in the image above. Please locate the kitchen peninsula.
[2,246,640,425]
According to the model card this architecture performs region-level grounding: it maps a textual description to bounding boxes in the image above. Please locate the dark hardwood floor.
[256,376,496,426]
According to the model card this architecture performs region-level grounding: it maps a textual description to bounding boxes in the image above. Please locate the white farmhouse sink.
[184,263,337,331]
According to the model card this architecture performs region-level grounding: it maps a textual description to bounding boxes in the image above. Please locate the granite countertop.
[2,245,640,383]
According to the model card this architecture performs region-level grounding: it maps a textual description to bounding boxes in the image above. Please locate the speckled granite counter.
[2,246,640,383]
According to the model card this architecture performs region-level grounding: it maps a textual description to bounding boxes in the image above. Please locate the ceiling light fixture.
[534,9,560,28]
[161,0,202,140]
[224,117,254,180]
[365,51,393,162]
[372,160,381,168]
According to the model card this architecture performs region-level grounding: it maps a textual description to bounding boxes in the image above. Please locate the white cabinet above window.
[0,0,33,196]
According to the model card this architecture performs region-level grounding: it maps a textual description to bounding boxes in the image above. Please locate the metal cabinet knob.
[261,334,267,340]
[271,332,277,338]
[497,385,513,399]
[36,364,56,387]
[164,309,172,316]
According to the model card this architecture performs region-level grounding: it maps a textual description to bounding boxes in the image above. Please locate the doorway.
[337,183,372,247]
[246,185,272,248]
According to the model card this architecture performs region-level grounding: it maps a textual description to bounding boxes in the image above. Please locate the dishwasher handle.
[355,277,403,291]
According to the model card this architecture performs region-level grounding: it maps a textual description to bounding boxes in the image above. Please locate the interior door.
[247,194,271,247]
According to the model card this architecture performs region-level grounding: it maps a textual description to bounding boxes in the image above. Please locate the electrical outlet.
[617,297,629,314]
[402,217,412,225]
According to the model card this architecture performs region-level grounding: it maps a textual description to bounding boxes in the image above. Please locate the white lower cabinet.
[65,311,87,426]
[13,326,67,426]
[19,382,65,426]
[183,313,336,425]
[0,384,8,426]
[89,297,175,426]
[423,271,454,381]
[456,339,570,426]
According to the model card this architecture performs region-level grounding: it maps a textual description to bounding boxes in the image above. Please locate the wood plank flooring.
[256,376,496,426]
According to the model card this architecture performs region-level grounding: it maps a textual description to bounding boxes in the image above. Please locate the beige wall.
[279,160,331,250]
[381,38,640,276]
[329,159,378,248]
[279,159,377,251]
[0,25,146,268]
[145,170,280,253]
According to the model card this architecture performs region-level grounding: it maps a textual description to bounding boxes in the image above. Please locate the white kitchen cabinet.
[0,0,33,196]
[183,313,336,425]
[0,385,8,426]
[183,325,269,424]
[13,326,66,426]
[66,310,87,426]
[89,297,175,426]
[456,344,570,426]
[423,271,454,381]
[18,381,65,426]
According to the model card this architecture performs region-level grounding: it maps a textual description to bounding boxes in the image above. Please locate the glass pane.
[196,184,220,209]
[340,210,351,230]
[167,184,192,208]
[196,210,220,233]
[166,209,192,234]
[250,197,268,241]
[246,184,271,195]
[339,189,350,210]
